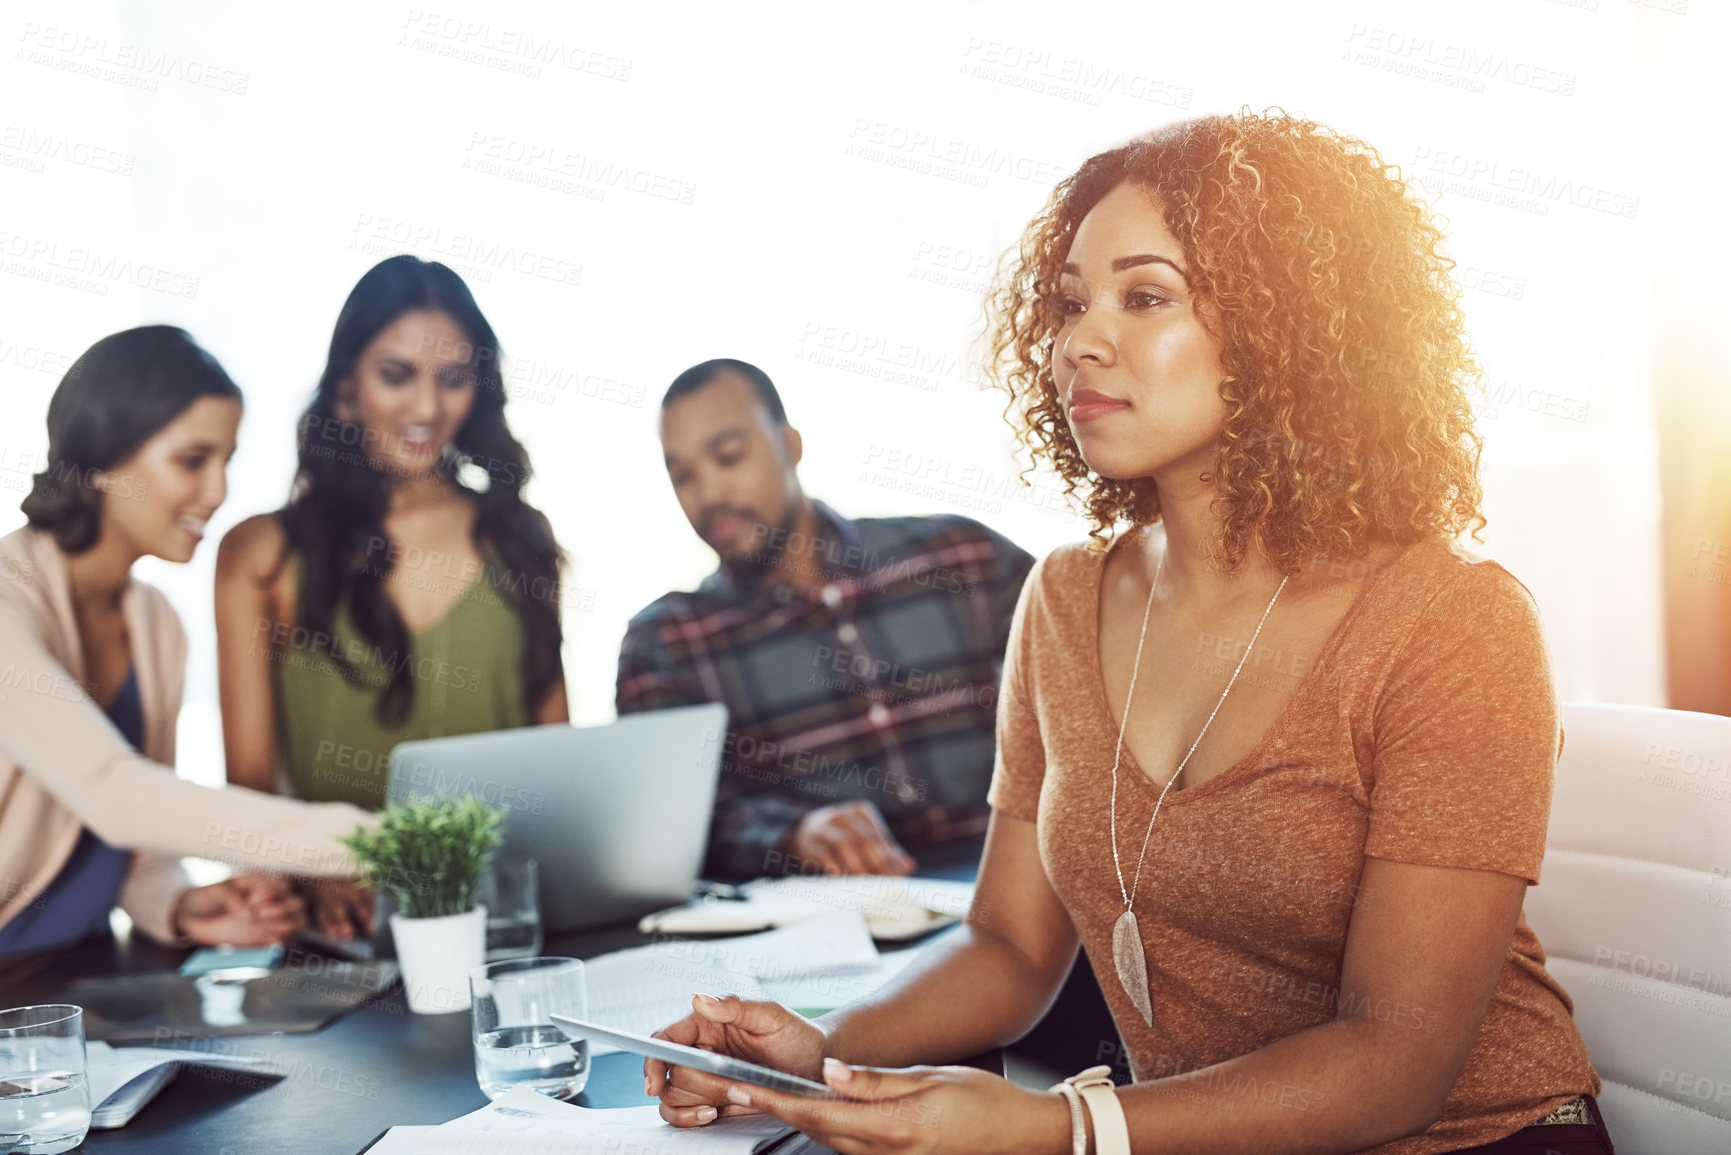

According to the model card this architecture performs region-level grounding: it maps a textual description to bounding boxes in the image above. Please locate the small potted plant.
[341,795,505,1014]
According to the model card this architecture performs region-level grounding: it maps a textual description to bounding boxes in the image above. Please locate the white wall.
[3,0,1712,786]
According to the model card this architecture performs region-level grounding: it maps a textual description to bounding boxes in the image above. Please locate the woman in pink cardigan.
[0,326,376,956]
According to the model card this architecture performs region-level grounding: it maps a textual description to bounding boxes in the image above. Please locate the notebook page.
[580,951,767,1055]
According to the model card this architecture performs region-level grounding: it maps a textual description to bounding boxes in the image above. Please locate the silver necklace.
[1108,532,1287,1027]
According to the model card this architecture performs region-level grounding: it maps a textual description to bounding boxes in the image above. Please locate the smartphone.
[178,945,283,975]
[547,1014,835,1098]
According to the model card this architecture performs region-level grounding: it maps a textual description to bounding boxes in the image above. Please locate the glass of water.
[478,858,542,960]
[0,1004,91,1155]
[470,956,588,1101]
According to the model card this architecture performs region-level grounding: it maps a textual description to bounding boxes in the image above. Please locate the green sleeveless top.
[273,551,530,809]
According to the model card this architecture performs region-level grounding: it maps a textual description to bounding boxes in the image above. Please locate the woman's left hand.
[174,874,307,946]
[711,1059,1070,1155]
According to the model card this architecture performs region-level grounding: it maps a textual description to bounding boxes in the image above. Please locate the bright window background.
[2,0,1716,788]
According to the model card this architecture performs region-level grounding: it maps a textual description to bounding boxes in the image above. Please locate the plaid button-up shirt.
[616,503,1033,880]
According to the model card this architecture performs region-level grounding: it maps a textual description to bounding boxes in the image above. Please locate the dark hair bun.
[22,325,242,554]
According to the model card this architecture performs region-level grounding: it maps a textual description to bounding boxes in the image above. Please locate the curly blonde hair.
[984,108,1486,572]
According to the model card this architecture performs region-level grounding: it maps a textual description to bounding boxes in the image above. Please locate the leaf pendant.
[1112,908,1154,1028]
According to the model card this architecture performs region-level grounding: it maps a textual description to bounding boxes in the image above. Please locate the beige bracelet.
[1078,1080,1131,1155]
[1049,1065,1130,1155]
[1050,1080,1087,1155]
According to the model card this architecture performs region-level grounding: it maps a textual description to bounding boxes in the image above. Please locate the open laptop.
[383,703,727,935]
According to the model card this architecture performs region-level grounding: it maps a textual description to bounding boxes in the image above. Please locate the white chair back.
[1523,702,1731,1155]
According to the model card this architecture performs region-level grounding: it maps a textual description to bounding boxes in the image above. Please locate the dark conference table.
[0,838,1116,1154]
[6,920,673,1155]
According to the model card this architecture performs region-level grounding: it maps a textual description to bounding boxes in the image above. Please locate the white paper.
[580,950,767,1056]
[640,876,976,940]
[750,875,975,927]
[707,911,881,981]
[84,1040,277,1127]
[757,944,924,1012]
[364,1085,793,1154]
[580,912,877,1054]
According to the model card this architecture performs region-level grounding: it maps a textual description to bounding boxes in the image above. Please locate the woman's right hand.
[294,876,375,940]
[646,995,827,1127]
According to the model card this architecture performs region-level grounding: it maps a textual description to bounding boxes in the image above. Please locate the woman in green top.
[215,255,569,816]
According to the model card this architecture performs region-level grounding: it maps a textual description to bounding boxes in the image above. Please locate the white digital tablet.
[548,1014,835,1098]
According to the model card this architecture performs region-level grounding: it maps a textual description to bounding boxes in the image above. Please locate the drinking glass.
[478,858,542,960]
[0,1005,91,1155]
[469,956,588,1100]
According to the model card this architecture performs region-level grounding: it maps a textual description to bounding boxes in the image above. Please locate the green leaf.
[339,795,506,918]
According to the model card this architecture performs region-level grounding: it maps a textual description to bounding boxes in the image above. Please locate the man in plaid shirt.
[616,360,1034,881]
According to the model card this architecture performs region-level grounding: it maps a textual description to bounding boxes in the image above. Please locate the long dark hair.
[23,326,242,554]
[279,255,564,725]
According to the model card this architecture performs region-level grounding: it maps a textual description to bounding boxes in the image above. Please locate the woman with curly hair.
[643,110,1612,1154]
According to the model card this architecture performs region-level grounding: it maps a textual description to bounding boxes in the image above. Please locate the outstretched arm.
[698,856,1525,1155]
[0,598,372,874]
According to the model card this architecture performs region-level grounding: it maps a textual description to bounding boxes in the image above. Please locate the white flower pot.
[391,905,487,1014]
